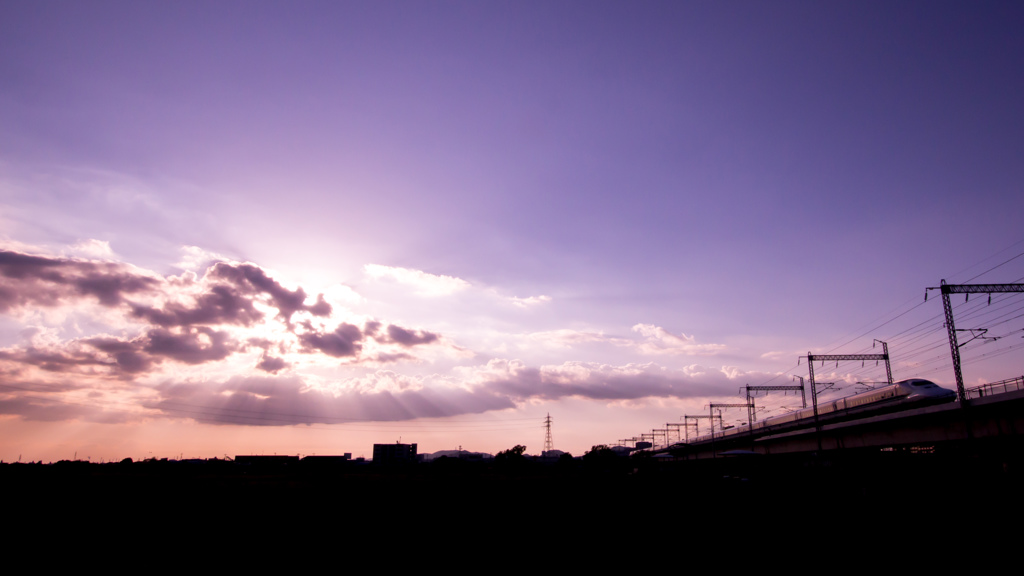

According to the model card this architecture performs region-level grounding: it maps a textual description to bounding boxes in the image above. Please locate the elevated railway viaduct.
[635,386,1024,508]
[659,387,1024,461]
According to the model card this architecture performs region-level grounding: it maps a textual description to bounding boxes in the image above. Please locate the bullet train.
[688,378,956,444]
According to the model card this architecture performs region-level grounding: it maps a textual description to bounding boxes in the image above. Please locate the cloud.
[509,295,552,308]
[0,247,764,429]
[256,354,288,374]
[0,326,240,382]
[720,366,745,379]
[363,264,470,296]
[0,392,134,424]
[0,248,461,380]
[142,357,758,427]
[468,359,728,402]
[366,351,416,364]
[0,371,147,424]
[148,374,515,426]
[0,250,160,312]
[525,325,725,357]
[297,323,364,358]
[143,327,236,365]
[208,262,332,323]
[0,349,783,426]
[295,320,443,360]
[382,324,439,347]
[174,245,227,271]
[84,336,154,374]
[129,284,263,327]
[632,324,726,356]
[527,329,632,348]
[128,261,333,329]
[0,343,118,375]
[0,347,773,426]
[68,239,115,259]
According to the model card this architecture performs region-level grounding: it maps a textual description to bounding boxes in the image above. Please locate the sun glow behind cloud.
[0,244,761,458]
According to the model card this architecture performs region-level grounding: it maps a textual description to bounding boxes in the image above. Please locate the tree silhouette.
[494,445,527,462]
[583,445,623,474]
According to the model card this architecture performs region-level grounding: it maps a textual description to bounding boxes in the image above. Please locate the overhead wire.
[718,235,1024,432]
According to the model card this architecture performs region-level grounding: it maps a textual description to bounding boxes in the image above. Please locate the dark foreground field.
[6,442,1023,525]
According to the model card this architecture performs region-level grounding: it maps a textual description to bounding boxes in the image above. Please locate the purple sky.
[2,1,1023,461]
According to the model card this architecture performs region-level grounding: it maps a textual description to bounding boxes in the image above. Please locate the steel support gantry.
[926,280,1024,404]
[743,381,807,426]
[683,413,721,441]
[803,342,892,425]
[800,342,892,451]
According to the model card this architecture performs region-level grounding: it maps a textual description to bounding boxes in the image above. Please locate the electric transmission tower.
[543,413,554,453]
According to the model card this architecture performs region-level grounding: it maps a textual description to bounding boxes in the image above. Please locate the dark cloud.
[307,294,332,317]
[130,262,332,329]
[0,346,114,374]
[0,396,98,422]
[150,375,515,426]
[0,249,494,425]
[356,320,441,350]
[370,352,415,364]
[84,337,153,374]
[256,354,288,374]
[73,271,157,306]
[208,262,331,322]
[246,337,274,349]
[0,250,158,312]
[0,327,238,378]
[0,352,760,426]
[143,327,236,365]
[298,323,363,357]
[363,320,382,337]
[0,250,461,378]
[0,379,135,423]
[129,284,263,327]
[0,251,64,279]
[383,324,439,347]
[0,392,139,424]
[474,363,747,403]
[0,251,333,338]
[0,378,83,395]
[138,365,757,427]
